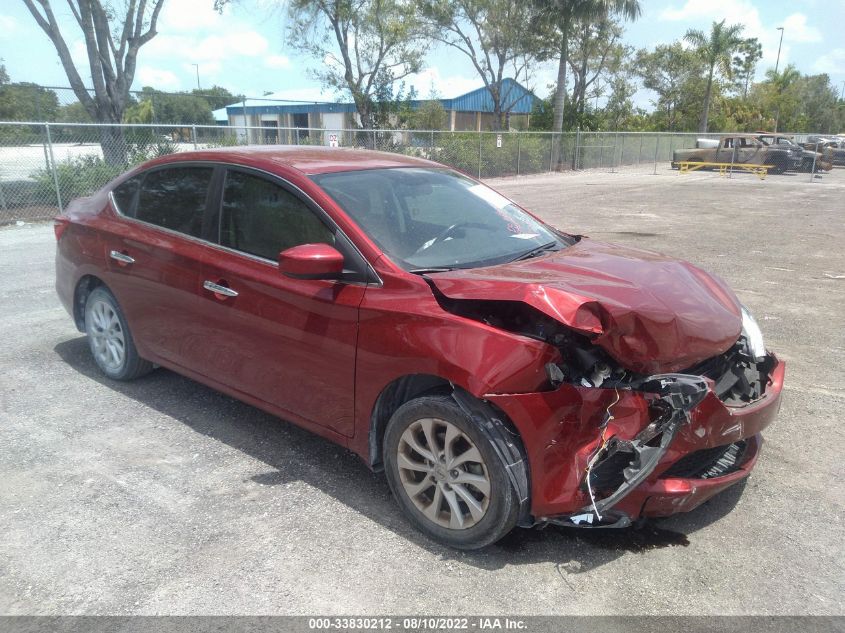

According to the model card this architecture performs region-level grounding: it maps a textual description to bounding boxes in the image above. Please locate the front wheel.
[769,156,788,174]
[84,286,153,381]
[383,395,520,549]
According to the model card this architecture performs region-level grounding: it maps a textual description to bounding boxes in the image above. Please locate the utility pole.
[774,27,785,133]
[192,64,201,91]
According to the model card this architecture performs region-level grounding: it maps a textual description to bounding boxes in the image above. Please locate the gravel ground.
[0,166,843,615]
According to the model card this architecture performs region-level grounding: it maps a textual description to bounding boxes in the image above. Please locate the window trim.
[215,165,376,284]
[108,160,380,286]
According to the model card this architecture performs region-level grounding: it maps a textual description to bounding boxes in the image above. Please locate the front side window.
[135,167,213,237]
[220,170,334,260]
[312,168,568,271]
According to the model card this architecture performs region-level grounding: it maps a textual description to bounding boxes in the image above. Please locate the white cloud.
[656,1,826,72]
[782,13,822,43]
[264,54,291,70]
[0,14,18,33]
[138,66,180,90]
[814,48,845,74]
[405,68,483,99]
[145,30,270,64]
[159,0,229,31]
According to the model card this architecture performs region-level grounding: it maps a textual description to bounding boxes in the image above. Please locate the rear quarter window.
[111,176,141,217]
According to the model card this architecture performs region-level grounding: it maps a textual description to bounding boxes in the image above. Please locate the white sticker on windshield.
[468,184,512,209]
[510,233,540,240]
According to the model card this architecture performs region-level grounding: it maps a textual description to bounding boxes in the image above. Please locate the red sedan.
[55,147,784,549]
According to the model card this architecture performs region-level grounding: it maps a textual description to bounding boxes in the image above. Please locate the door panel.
[196,168,365,437]
[101,165,217,370]
[103,219,212,367]
[198,253,364,436]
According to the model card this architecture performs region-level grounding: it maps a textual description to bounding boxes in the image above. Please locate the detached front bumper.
[485,354,785,525]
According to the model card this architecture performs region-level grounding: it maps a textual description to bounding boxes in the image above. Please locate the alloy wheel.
[396,417,491,530]
[87,299,126,371]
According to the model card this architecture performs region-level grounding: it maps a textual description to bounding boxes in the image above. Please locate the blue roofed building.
[214,79,537,142]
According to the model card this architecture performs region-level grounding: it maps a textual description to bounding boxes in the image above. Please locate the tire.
[84,286,153,381]
[383,395,519,549]
[769,155,788,174]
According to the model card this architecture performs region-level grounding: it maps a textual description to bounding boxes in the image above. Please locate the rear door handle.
[203,280,239,297]
[109,250,135,264]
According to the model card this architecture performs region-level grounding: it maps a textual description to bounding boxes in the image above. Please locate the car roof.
[144,145,441,176]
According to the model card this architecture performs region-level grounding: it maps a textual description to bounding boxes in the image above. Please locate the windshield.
[312,168,569,271]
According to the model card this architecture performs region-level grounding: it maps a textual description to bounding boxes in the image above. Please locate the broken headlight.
[741,305,766,361]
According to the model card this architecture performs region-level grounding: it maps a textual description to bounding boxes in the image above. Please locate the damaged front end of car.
[428,284,784,529]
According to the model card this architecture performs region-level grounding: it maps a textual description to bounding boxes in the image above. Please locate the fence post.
[45,123,63,213]
[191,125,198,150]
[809,140,819,183]
[652,135,659,175]
[729,141,737,179]
[611,131,618,173]
[478,132,482,179]
[516,132,522,176]
[430,130,434,158]
[574,128,581,170]
[549,133,554,172]
[0,179,7,213]
[295,128,300,146]
[638,133,643,165]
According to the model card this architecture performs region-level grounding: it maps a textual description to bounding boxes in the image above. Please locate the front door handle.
[203,280,239,298]
[109,250,135,265]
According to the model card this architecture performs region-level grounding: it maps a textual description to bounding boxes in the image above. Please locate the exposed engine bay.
[431,291,775,527]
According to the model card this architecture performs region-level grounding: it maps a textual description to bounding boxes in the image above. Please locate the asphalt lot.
[0,166,843,615]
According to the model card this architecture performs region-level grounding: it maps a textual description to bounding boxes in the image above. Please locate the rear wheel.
[383,395,519,549]
[84,286,153,381]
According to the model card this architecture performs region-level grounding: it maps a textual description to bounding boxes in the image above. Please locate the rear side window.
[135,167,213,238]
[220,170,334,260]
[111,176,141,216]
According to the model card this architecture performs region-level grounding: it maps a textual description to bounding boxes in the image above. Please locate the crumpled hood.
[429,239,742,374]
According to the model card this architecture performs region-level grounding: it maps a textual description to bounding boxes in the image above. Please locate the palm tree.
[765,64,801,131]
[536,0,641,136]
[684,19,745,133]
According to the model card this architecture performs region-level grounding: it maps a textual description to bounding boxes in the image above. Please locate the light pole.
[192,64,201,91]
[774,27,785,132]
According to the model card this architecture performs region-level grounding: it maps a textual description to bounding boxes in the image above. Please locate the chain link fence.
[1,121,839,224]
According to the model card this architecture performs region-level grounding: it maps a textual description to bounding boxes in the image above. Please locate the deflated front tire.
[383,395,519,549]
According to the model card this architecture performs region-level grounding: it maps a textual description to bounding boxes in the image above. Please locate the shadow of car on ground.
[55,335,747,573]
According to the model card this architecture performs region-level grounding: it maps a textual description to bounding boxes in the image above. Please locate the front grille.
[661,440,748,479]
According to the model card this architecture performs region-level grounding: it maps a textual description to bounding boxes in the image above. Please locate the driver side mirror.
[278,243,345,280]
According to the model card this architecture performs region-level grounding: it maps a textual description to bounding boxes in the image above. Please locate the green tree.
[0,83,60,121]
[422,0,539,130]
[633,43,705,131]
[684,19,745,132]
[764,64,801,132]
[534,0,640,136]
[566,15,629,117]
[135,87,215,126]
[732,37,762,99]
[0,60,9,85]
[191,85,242,111]
[239,0,428,130]
[21,0,166,165]
[57,100,94,123]
[409,87,448,130]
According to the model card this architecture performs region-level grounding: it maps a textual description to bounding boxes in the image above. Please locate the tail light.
[53,216,70,241]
